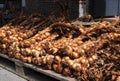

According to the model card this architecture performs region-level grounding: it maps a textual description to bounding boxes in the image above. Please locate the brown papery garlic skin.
[54,55,61,64]
[72,63,81,71]
[32,49,40,57]
[63,67,71,76]
[53,64,58,72]
[0,18,119,81]
[1,44,7,49]
[57,64,63,73]
[14,53,21,59]
[72,52,80,59]
[32,57,42,65]
[47,64,52,70]
[46,55,54,64]
[88,57,94,63]
[27,56,32,63]
[92,54,98,60]
[20,56,28,63]
[116,76,120,81]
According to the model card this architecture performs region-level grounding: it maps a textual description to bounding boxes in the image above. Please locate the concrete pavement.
[0,67,27,81]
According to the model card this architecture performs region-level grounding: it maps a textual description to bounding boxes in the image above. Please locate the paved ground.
[0,67,27,81]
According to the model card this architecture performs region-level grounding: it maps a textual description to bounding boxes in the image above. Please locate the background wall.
[24,0,79,19]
